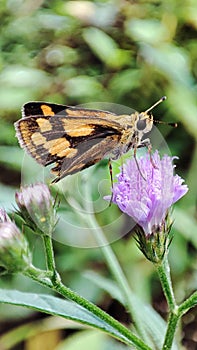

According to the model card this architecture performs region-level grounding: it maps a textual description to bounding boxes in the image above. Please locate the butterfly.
[14,96,167,183]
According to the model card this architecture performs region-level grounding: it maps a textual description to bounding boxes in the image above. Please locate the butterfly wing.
[22,101,117,119]
[50,132,121,182]
[15,112,122,181]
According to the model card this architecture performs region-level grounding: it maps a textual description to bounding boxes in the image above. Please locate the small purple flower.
[15,183,57,235]
[0,219,31,272]
[105,151,188,236]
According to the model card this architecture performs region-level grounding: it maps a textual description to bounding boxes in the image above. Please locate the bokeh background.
[0,0,197,349]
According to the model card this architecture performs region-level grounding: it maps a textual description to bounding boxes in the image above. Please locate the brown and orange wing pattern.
[15,102,122,182]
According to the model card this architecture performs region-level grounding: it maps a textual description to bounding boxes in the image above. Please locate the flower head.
[15,183,57,235]
[107,151,188,234]
[105,151,188,262]
[0,219,31,272]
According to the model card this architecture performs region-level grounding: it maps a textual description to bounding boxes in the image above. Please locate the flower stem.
[42,233,60,286]
[24,256,151,349]
[156,258,197,349]
[178,291,197,316]
[43,234,56,273]
[155,256,179,350]
[24,264,53,288]
[155,256,177,311]
[162,312,179,350]
[53,279,151,350]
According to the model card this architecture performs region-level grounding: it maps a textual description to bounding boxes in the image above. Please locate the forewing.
[22,102,117,120]
[14,115,122,179]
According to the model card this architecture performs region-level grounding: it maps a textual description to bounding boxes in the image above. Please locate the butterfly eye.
[136,119,147,131]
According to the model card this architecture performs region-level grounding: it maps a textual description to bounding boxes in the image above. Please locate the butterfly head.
[136,112,153,134]
[136,96,167,135]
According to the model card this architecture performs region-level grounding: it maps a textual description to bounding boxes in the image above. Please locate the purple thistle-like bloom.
[106,151,188,236]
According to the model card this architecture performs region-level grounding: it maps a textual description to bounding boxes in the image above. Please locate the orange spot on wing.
[44,138,71,156]
[63,120,95,136]
[57,148,78,158]
[37,118,52,132]
[31,132,46,146]
[65,108,110,119]
[41,105,55,116]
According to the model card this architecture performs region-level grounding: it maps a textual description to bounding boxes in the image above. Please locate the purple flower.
[15,183,57,235]
[105,151,188,236]
[0,218,31,272]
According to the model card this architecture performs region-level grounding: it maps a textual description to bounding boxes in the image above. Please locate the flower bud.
[15,183,57,236]
[0,221,31,272]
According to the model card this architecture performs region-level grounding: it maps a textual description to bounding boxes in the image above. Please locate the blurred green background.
[0,0,197,349]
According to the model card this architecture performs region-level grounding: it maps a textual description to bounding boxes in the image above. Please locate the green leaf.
[140,44,192,86]
[0,289,133,346]
[55,330,106,350]
[126,19,168,45]
[83,28,130,68]
[66,76,105,100]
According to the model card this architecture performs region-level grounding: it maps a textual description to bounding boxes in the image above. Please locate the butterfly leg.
[108,157,113,189]
[107,158,114,205]
[133,146,147,181]
[140,138,158,169]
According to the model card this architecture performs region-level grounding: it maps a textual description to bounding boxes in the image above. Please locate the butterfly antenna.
[154,120,178,128]
[145,96,177,128]
[144,96,167,114]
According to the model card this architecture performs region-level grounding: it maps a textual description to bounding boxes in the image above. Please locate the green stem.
[24,264,53,288]
[156,256,179,350]
[42,234,60,284]
[162,312,179,350]
[24,263,151,350]
[178,291,197,316]
[156,258,197,349]
[53,280,151,350]
[155,256,177,311]
[43,234,56,272]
